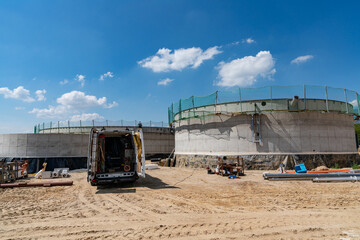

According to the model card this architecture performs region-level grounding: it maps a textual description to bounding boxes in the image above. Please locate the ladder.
[252,114,261,144]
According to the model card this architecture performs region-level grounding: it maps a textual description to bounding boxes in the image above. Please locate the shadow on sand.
[95,172,179,194]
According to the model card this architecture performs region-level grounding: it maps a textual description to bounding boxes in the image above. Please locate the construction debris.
[0,180,73,188]
[0,161,29,184]
[145,164,159,170]
[35,166,70,179]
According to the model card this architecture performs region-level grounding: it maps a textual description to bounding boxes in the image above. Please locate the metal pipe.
[0,181,73,188]
[263,172,360,179]
[313,176,360,182]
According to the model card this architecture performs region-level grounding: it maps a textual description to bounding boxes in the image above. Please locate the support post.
[68,121,70,133]
[58,121,59,133]
[80,120,82,133]
[357,92,360,114]
[270,86,273,111]
[43,123,45,134]
[304,85,307,111]
[215,91,218,114]
[344,88,349,113]
[92,120,95,127]
[192,96,195,118]
[239,88,242,113]
[106,120,109,127]
[50,122,52,133]
[325,86,329,112]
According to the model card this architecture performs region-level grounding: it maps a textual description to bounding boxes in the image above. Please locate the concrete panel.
[175,110,356,155]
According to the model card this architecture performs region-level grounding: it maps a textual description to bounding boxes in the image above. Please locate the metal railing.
[168,85,360,123]
[34,120,169,133]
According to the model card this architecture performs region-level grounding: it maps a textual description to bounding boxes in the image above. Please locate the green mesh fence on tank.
[194,92,216,107]
[168,85,360,124]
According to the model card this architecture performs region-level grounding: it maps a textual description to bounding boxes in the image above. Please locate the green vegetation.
[332,163,340,169]
[351,163,360,169]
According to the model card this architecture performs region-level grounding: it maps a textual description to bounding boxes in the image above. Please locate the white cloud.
[291,55,314,64]
[75,74,85,87]
[15,107,25,110]
[138,46,222,72]
[157,78,174,86]
[70,113,104,121]
[216,51,276,87]
[35,89,46,101]
[0,86,35,102]
[60,79,69,85]
[29,91,118,119]
[230,41,240,46]
[242,38,255,44]
[99,72,114,81]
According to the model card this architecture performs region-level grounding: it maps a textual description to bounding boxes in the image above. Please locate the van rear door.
[134,130,145,178]
[87,129,98,182]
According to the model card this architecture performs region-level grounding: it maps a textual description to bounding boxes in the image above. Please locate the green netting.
[194,92,216,107]
[168,85,360,124]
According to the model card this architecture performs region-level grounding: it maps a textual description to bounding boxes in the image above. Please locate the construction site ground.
[1,167,360,240]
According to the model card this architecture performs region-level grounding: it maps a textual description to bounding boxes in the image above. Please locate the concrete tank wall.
[0,127,174,158]
[175,112,357,155]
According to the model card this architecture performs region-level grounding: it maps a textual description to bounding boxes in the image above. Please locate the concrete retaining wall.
[0,127,174,158]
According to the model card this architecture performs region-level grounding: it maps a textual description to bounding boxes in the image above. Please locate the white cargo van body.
[87,128,145,185]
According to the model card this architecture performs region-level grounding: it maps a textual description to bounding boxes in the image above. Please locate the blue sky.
[0,0,360,133]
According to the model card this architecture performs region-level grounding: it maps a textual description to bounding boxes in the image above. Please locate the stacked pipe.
[263,171,360,182]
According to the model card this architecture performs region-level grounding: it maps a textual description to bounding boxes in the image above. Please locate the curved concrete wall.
[175,111,357,155]
[0,127,174,158]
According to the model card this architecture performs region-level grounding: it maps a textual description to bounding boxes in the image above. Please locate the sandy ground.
[1,167,360,240]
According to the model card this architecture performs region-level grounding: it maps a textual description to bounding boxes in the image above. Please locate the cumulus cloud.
[75,74,85,87]
[29,91,118,119]
[70,113,104,121]
[291,55,314,64]
[138,46,222,72]
[99,72,114,81]
[216,51,276,87]
[157,78,174,86]
[35,89,46,101]
[242,38,255,44]
[0,86,35,102]
[60,79,69,85]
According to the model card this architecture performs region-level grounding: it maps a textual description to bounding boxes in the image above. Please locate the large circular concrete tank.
[168,85,360,169]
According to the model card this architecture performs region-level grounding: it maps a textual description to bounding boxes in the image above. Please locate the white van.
[87,128,145,186]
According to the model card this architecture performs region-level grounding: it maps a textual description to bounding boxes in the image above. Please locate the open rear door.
[87,129,98,182]
[134,130,146,178]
